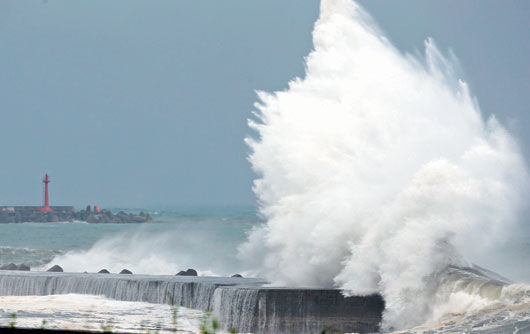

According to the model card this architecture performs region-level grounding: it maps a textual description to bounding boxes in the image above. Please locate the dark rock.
[119,269,132,274]
[131,215,146,222]
[186,268,198,276]
[0,263,18,270]
[176,268,198,276]
[231,274,243,278]
[47,265,63,272]
[98,269,110,274]
[87,214,99,223]
[17,264,30,271]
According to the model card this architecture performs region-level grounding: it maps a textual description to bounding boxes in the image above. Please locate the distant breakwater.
[0,271,384,333]
[0,206,151,224]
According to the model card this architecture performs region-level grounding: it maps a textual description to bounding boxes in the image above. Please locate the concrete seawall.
[0,271,384,333]
[214,286,384,333]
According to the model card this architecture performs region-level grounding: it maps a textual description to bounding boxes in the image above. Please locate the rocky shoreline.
[0,206,151,224]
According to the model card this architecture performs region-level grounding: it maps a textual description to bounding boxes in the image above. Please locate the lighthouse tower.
[39,173,53,213]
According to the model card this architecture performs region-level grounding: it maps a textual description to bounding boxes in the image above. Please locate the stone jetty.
[0,206,151,224]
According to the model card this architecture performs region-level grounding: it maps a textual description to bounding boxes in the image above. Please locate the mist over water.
[0,207,258,276]
[239,0,529,329]
[48,211,255,276]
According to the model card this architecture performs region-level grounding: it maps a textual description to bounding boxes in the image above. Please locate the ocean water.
[0,207,258,332]
[2,0,530,332]
[0,206,528,333]
[0,206,258,276]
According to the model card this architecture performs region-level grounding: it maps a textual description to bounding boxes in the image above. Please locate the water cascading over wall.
[0,272,255,309]
[0,271,384,333]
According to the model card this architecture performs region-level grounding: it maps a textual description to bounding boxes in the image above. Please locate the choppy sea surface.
[0,206,257,332]
[0,206,258,276]
[0,206,529,333]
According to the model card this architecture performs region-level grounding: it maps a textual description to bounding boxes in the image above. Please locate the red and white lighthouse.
[39,173,53,213]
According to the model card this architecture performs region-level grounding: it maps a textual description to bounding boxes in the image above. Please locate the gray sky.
[0,1,528,208]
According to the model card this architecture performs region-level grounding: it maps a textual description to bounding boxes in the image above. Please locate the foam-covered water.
[0,294,204,333]
[394,266,530,333]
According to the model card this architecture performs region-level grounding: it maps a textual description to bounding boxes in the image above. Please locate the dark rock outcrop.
[0,263,18,270]
[47,265,63,272]
[77,209,152,224]
[231,274,243,278]
[119,269,132,274]
[98,269,110,274]
[176,268,198,276]
[0,263,31,271]
[18,264,30,271]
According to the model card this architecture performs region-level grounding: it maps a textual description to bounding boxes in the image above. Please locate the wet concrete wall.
[0,271,383,333]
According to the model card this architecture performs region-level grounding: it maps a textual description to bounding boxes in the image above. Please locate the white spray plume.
[239,0,528,329]
[49,224,242,277]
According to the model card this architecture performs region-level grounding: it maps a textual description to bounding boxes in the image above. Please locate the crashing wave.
[239,0,528,330]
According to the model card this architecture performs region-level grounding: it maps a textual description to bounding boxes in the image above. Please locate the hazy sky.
[0,1,528,208]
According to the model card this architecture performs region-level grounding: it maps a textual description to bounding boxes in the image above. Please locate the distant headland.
[0,173,151,224]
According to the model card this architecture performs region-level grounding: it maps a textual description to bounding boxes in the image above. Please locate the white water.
[42,219,250,277]
[239,0,529,330]
[395,266,530,333]
[47,230,189,275]
[0,294,203,333]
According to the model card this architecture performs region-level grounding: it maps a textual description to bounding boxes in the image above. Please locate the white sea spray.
[239,0,529,329]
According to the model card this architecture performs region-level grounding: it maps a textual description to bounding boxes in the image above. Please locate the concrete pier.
[0,271,384,333]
